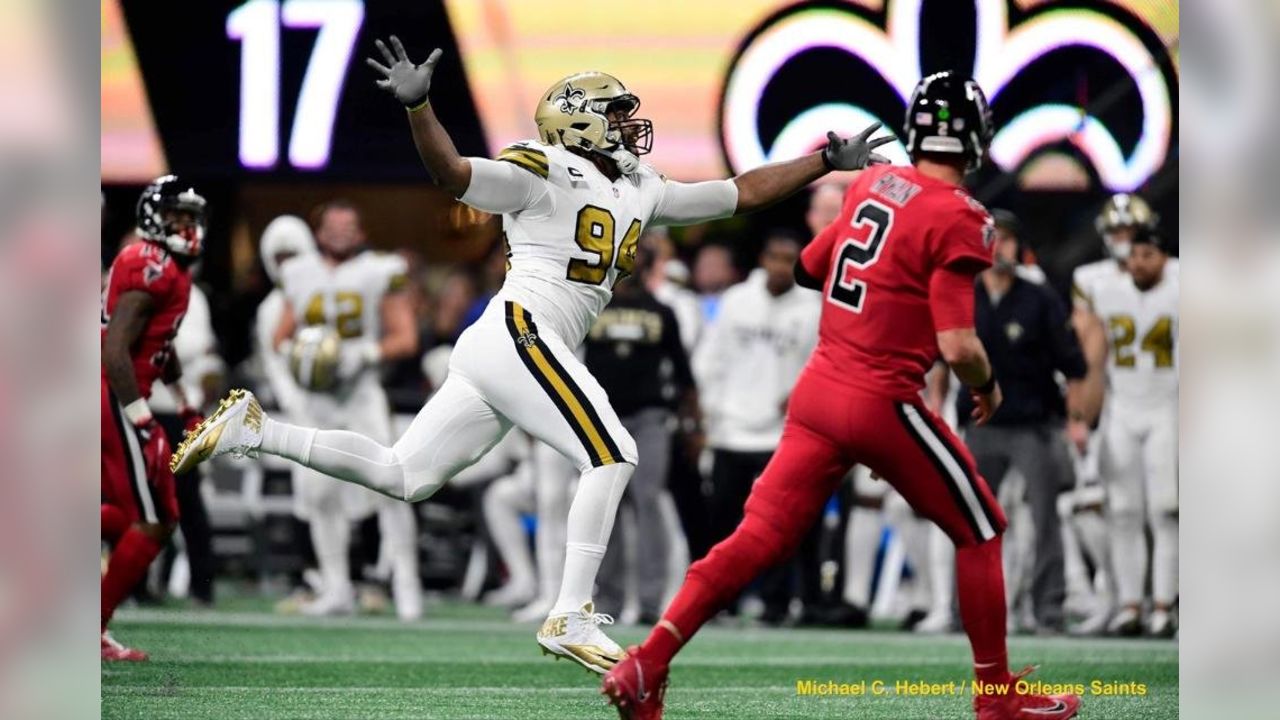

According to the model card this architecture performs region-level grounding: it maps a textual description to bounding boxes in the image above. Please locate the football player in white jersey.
[271,201,424,621]
[1088,228,1179,636]
[174,36,892,673]
[1064,193,1165,635]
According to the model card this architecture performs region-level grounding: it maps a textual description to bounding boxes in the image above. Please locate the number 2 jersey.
[1091,268,1178,411]
[460,140,737,348]
[797,165,994,401]
[100,240,193,398]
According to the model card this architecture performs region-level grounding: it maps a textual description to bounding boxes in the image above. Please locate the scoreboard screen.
[103,0,1178,190]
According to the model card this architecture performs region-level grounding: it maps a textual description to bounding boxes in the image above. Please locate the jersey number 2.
[829,200,893,313]
[567,205,641,286]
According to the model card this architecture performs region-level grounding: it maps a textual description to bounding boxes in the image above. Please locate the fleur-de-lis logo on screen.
[553,83,587,115]
[719,0,1177,191]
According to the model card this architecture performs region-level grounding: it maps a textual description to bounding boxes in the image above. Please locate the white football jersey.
[1092,267,1179,410]
[280,250,408,342]
[1073,256,1179,312]
[483,141,671,348]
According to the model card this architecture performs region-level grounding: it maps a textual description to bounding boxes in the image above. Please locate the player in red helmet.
[100,175,206,661]
[603,72,1081,720]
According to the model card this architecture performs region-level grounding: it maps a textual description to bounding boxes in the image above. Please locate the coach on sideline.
[956,209,1089,634]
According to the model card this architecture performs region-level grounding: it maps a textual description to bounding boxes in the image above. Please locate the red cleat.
[974,666,1080,720]
[601,646,667,720]
[101,632,149,662]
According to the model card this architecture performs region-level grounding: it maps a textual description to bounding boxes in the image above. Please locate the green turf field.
[102,600,1176,719]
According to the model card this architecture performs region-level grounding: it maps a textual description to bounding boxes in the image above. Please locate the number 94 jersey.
[279,250,408,341]
[490,141,667,347]
[1092,270,1178,410]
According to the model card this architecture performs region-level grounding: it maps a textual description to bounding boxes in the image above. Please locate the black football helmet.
[136,174,207,257]
[904,71,994,171]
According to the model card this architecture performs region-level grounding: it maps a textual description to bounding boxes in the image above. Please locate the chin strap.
[609,148,639,175]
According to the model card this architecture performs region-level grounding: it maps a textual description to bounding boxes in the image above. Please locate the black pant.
[159,413,216,604]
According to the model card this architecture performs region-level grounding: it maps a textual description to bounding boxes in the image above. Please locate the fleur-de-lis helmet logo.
[719,0,1177,191]
[553,83,588,115]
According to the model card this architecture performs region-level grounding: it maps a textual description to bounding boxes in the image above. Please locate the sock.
[102,528,163,630]
[549,462,633,615]
[955,536,1009,685]
[101,505,128,544]
[310,512,352,598]
[643,511,787,667]
[535,447,572,605]
[842,505,881,608]
[261,418,406,500]
[1109,509,1146,606]
[1150,511,1178,606]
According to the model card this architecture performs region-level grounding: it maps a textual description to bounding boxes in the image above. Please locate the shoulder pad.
[496,140,551,180]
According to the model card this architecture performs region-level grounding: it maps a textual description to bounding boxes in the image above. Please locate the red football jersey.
[799,165,993,400]
[100,240,193,398]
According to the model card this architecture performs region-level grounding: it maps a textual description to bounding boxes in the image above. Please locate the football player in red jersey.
[100,176,207,661]
[604,73,1081,720]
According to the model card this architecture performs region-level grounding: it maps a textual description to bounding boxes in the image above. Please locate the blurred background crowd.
[99,172,1175,639]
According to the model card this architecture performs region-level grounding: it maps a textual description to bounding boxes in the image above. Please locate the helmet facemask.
[137,176,207,258]
[536,73,653,174]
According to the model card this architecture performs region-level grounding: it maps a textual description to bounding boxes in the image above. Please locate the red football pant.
[645,369,1010,679]
[101,377,178,526]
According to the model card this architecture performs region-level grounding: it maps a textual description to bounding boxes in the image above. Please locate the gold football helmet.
[1096,193,1158,260]
[534,71,652,173]
[288,325,342,392]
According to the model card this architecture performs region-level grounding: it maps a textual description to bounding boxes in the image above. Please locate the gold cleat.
[535,602,626,675]
[170,389,264,475]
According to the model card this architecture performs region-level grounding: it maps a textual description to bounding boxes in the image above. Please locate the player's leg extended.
[603,411,848,714]
[1101,411,1147,634]
[647,418,847,665]
[479,303,637,672]
[172,375,511,503]
[1144,404,1178,635]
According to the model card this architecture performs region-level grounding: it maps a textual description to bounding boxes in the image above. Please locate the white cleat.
[300,587,356,617]
[170,389,264,475]
[512,596,554,623]
[483,582,537,609]
[913,609,954,634]
[536,602,624,675]
[1147,608,1177,638]
[1107,605,1143,636]
[393,574,424,622]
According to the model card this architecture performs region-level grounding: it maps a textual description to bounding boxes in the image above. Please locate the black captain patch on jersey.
[497,144,550,179]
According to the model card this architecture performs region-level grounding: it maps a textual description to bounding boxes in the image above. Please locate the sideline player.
[602,72,1081,720]
[1089,229,1179,636]
[101,176,206,660]
[272,201,424,620]
[171,36,892,673]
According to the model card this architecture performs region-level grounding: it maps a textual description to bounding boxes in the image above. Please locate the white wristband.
[123,398,153,425]
[361,341,382,365]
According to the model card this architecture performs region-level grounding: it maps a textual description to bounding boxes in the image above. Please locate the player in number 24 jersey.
[172,35,894,674]
[604,72,1082,720]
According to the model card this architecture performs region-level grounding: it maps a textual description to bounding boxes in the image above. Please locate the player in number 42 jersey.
[172,34,894,673]
[604,72,1081,720]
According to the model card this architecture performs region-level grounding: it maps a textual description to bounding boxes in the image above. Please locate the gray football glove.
[822,122,895,171]
[366,36,441,109]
